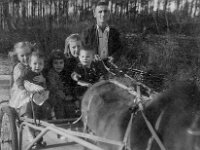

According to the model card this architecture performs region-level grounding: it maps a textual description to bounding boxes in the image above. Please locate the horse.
[81,77,200,150]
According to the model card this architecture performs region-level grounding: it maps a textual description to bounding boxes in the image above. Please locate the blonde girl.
[9,42,48,148]
[64,34,83,97]
[9,42,45,110]
[64,33,82,58]
[9,41,32,109]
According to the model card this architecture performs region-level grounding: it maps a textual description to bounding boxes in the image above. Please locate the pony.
[81,77,200,150]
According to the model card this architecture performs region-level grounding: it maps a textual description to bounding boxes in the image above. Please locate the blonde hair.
[64,33,82,58]
[9,41,36,66]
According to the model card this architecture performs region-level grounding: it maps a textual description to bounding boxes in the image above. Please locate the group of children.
[8,33,107,147]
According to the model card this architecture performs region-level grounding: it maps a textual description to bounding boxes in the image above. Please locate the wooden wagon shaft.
[40,119,124,147]
[20,118,105,150]
[21,116,126,147]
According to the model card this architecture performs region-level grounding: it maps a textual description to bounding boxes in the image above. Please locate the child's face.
[69,40,82,58]
[79,50,94,66]
[30,56,44,73]
[16,48,31,66]
[53,59,64,73]
[94,5,110,26]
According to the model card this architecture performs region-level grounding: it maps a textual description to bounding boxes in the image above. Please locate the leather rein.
[111,80,166,150]
[84,59,166,150]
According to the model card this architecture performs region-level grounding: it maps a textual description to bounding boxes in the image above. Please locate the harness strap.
[136,85,166,150]
[109,80,151,102]
[146,110,165,150]
[123,112,134,148]
[97,55,154,95]
[141,111,166,150]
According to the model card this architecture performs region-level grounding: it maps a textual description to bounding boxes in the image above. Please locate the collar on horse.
[107,80,166,150]
[84,59,166,150]
[84,79,166,150]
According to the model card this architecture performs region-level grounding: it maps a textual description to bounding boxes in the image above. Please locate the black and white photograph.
[0,0,200,149]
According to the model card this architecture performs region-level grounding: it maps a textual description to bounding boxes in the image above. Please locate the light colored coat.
[9,63,30,108]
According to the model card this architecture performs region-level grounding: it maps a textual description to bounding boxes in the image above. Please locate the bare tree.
[164,0,169,32]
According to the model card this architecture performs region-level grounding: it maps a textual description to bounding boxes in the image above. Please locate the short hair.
[47,49,66,68]
[13,41,32,53]
[79,45,95,55]
[96,0,108,6]
[50,49,65,60]
[64,33,82,58]
[29,51,45,64]
[9,41,34,66]
[93,1,110,17]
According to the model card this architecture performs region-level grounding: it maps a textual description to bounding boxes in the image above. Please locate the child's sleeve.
[71,66,92,87]
[41,73,47,88]
[13,65,26,90]
[24,81,45,93]
[93,63,105,80]
[71,66,82,82]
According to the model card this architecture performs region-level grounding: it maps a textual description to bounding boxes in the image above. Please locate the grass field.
[0,55,10,75]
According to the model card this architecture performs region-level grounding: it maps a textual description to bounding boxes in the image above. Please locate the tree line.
[0,0,200,34]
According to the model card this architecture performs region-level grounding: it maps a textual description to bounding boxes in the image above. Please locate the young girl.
[64,33,82,59]
[47,49,76,119]
[9,42,47,148]
[9,41,33,109]
[24,51,50,112]
[64,34,82,96]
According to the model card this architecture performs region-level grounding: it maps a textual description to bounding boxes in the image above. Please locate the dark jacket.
[72,62,103,84]
[65,57,79,88]
[82,24,122,60]
[23,69,46,88]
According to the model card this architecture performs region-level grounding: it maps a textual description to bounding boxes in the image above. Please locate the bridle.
[102,59,167,150]
[84,57,167,150]
[110,80,166,150]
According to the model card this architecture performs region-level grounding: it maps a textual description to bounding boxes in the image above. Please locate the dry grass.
[0,22,200,90]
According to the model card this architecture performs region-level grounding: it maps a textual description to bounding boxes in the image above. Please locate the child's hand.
[108,56,114,63]
[94,54,101,61]
[33,75,46,83]
[72,72,81,81]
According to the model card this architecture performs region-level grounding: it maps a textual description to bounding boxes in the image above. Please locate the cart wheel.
[0,100,9,109]
[0,105,18,150]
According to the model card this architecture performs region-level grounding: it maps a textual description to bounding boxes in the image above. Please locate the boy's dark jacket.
[82,24,122,60]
